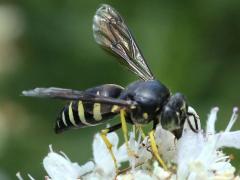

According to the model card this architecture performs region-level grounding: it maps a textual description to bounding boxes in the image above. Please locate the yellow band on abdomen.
[78,101,92,126]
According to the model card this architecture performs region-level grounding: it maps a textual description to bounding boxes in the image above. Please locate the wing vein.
[93,4,154,80]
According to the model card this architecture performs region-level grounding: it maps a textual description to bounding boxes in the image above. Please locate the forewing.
[22,87,135,107]
[93,4,154,80]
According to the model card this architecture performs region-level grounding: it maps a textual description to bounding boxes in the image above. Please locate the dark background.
[0,0,239,179]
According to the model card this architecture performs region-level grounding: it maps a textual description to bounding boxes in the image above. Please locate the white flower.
[43,145,94,180]
[87,132,128,179]
[17,107,240,180]
[176,107,240,179]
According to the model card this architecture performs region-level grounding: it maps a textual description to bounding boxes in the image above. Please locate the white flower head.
[91,132,128,177]
[18,107,240,180]
[43,145,94,180]
[177,107,240,179]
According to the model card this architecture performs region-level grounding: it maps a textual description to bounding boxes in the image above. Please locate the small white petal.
[211,161,235,174]
[176,131,204,179]
[188,160,209,180]
[116,143,128,163]
[93,132,118,176]
[152,161,172,179]
[136,139,152,164]
[206,107,219,136]
[117,170,153,180]
[127,132,137,170]
[43,147,93,180]
[133,170,152,180]
[43,152,79,180]
[116,173,133,180]
[154,126,176,162]
[75,161,95,177]
[216,131,240,149]
[211,163,236,179]
[188,171,208,180]
[194,134,218,171]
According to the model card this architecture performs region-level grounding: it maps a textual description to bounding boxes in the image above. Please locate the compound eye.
[161,108,178,128]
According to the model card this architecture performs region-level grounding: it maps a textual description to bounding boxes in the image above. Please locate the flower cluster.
[17,107,240,180]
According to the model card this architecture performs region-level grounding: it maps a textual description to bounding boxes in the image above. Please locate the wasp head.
[161,93,188,139]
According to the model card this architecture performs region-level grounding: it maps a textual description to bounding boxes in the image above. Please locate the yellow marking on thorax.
[68,102,78,127]
[61,111,68,126]
[143,112,148,120]
[78,101,92,126]
[111,105,119,113]
[93,103,102,121]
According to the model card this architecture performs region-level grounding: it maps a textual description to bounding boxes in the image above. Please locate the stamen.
[60,151,70,161]
[28,174,35,180]
[49,144,53,152]
[16,172,24,180]
[215,154,230,162]
[225,107,238,132]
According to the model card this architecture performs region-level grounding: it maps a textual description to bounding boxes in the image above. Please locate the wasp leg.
[120,110,137,157]
[139,126,146,139]
[135,125,146,139]
[120,110,130,151]
[149,130,168,170]
[187,112,199,133]
[100,123,122,171]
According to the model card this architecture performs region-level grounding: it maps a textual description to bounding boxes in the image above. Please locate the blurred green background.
[0,0,239,179]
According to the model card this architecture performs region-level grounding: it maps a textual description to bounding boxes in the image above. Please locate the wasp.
[23,4,200,170]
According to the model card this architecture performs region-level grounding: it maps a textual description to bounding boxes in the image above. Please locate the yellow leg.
[120,110,137,157]
[149,130,168,170]
[132,125,136,137]
[139,126,146,139]
[100,129,118,171]
[120,110,130,150]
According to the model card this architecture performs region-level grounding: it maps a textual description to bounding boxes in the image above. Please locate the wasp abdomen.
[55,101,117,133]
[55,84,124,133]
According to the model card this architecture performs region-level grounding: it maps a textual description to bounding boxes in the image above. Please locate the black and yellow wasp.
[23,4,199,170]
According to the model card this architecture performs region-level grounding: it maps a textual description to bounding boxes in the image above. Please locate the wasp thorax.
[120,80,170,124]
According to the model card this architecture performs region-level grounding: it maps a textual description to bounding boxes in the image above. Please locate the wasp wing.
[93,4,154,81]
[22,87,135,107]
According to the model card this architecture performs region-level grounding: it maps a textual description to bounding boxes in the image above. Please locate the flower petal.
[92,132,118,176]
[154,126,176,162]
[43,146,94,180]
[216,131,240,149]
[176,131,204,179]
[206,107,219,136]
